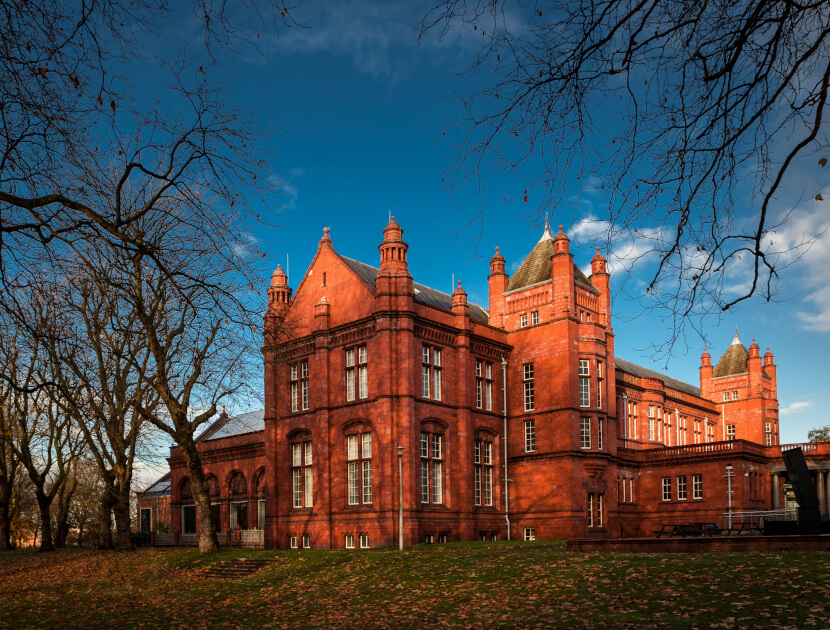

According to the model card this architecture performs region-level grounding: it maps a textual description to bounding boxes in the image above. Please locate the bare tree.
[0,386,23,549]
[0,318,84,552]
[39,249,163,551]
[0,0,296,276]
[76,202,264,554]
[422,0,830,350]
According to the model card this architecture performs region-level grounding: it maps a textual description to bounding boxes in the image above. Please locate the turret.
[267,265,292,317]
[488,247,508,327]
[375,216,413,308]
[589,247,611,328]
[551,224,574,318]
[699,348,713,398]
[452,280,470,329]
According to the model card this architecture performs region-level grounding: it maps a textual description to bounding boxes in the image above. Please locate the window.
[726,424,736,441]
[694,419,701,444]
[648,405,655,441]
[230,501,248,530]
[627,401,638,440]
[258,500,266,529]
[359,534,370,549]
[439,533,448,543]
[580,417,591,449]
[520,313,528,327]
[345,534,355,549]
[619,478,634,503]
[425,534,434,544]
[523,363,534,411]
[420,431,443,504]
[723,392,729,402]
[596,361,603,408]
[732,390,738,401]
[693,475,703,500]
[421,346,443,401]
[290,360,309,412]
[345,346,368,402]
[678,416,687,446]
[290,535,298,549]
[474,439,493,506]
[597,419,604,451]
[302,534,310,549]
[524,419,536,453]
[677,476,687,501]
[138,508,151,532]
[706,421,715,443]
[531,311,539,325]
[347,433,372,505]
[661,477,671,502]
[765,422,772,446]
[475,360,493,411]
[292,441,313,508]
[588,494,604,528]
[523,527,536,541]
[579,359,590,407]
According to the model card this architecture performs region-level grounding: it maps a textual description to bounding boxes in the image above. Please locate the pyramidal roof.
[505,219,600,294]
[713,330,749,378]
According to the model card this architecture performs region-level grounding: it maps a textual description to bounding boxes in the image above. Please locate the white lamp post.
[725,464,734,529]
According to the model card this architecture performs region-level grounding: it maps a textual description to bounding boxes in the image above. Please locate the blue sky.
[159,0,829,445]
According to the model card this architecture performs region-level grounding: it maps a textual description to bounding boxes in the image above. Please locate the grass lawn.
[1,542,829,629]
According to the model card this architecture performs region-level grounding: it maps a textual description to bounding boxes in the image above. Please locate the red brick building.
[142,218,830,547]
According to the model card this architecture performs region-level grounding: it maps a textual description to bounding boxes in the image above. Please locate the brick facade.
[143,218,830,546]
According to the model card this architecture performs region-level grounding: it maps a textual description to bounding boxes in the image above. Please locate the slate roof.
[196,409,265,442]
[504,228,600,295]
[713,333,749,378]
[615,358,701,397]
[339,256,491,324]
[141,472,171,496]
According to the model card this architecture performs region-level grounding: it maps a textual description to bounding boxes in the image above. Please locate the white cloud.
[254,0,508,78]
[780,401,813,416]
[755,206,830,331]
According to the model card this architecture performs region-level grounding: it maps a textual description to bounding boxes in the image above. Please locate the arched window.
[179,479,195,535]
[229,472,247,499]
[228,472,248,530]
[255,470,267,529]
[206,475,220,497]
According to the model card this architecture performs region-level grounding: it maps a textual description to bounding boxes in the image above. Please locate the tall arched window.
[228,472,248,530]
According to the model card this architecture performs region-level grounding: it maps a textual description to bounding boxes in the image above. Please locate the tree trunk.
[77,523,84,548]
[0,482,13,551]
[112,485,133,550]
[36,494,55,553]
[0,505,12,550]
[183,450,218,553]
[52,468,77,549]
[96,484,115,550]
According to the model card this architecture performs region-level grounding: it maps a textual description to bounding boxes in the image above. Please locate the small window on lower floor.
[359,534,370,549]
[491,533,498,541]
[290,536,298,549]
[425,534,434,544]
[523,527,536,541]
[478,531,487,541]
[438,533,448,543]
[302,534,310,549]
[345,534,355,549]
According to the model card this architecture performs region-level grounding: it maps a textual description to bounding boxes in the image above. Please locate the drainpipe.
[502,357,511,541]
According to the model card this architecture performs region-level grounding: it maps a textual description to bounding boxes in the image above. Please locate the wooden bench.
[656,524,677,538]
[723,522,762,536]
